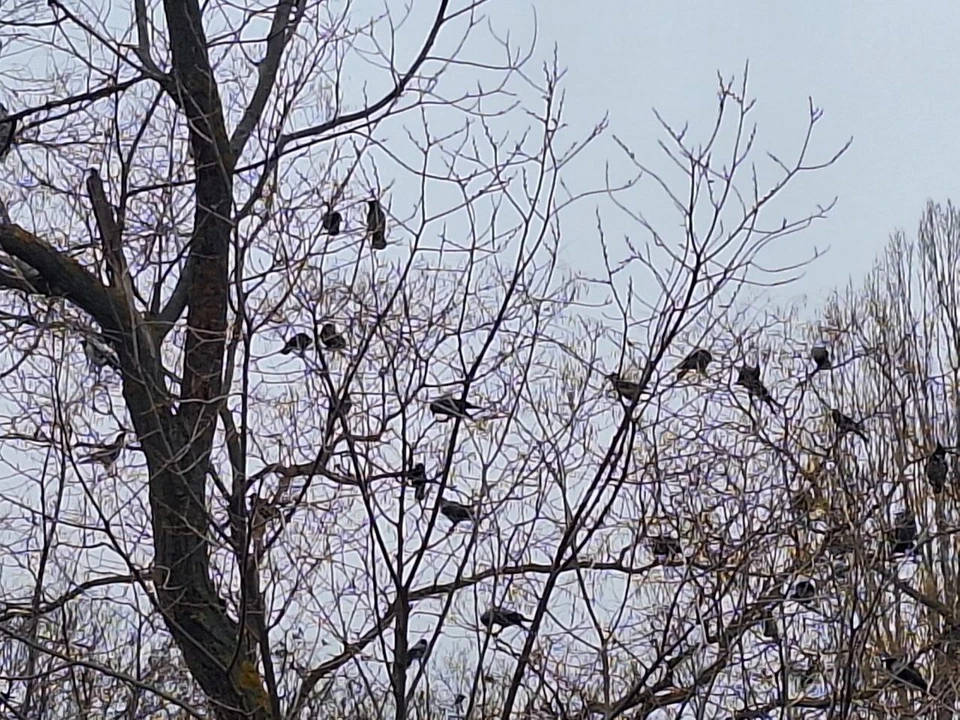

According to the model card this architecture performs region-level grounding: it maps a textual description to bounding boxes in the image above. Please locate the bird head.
[606,371,620,383]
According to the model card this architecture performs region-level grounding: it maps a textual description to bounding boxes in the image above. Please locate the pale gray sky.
[524,1,960,301]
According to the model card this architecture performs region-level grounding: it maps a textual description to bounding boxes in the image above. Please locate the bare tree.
[0,0,851,718]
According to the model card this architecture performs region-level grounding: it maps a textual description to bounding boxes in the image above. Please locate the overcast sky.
[517,1,960,304]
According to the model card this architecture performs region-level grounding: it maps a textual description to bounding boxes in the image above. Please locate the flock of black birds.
[607,344,952,697]
[5,93,937,695]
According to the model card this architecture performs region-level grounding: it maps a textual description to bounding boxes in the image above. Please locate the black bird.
[881,655,927,692]
[321,208,342,236]
[926,442,948,494]
[454,694,467,708]
[280,332,312,356]
[650,535,682,559]
[480,607,529,631]
[0,102,16,161]
[888,510,918,557]
[762,616,780,641]
[606,372,642,402]
[366,199,387,250]
[811,345,831,373]
[788,579,816,604]
[430,394,482,420]
[79,432,126,469]
[831,409,867,442]
[735,365,778,410]
[82,335,121,373]
[439,498,475,526]
[320,323,347,350]
[676,348,712,380]
[405,462,430,501]
[405,638,428,668]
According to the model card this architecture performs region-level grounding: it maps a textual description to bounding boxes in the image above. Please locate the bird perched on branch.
[480,607,529,631]
[82,335,121,374]
[280,332,311,356]
[439,498,475,527]
[649,535,682,560]
[0,102,17,161]
[676,348,712,381]
[788,579,816,604]
[926,442,948,494]
[366,199,387,250]
[405,638,428,668]
[831,409,867,442]
[888,510,918,557]
[881,655,927,692]
[78,432,126,471]
[735,364,778,410]
[430,394,482,421]
[606,372,642,402]
[403,462,432,501]
[321,208,342,236]
[810,345,831,373]
[320,323,347,350]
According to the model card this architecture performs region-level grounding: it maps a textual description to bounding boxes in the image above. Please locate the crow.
[321,209,342,236]
[811,345,831,373]
[480,607,529,631]
[881,655,927,692]
[736,365,778,410]
[788,579,816,604]
[78,432,126,470]
[318,323,347,351]
[649,535,682,559]
[405,462,430,501]
[676,348,712,381]
[831,409,867,442]
[83,335,121,373]
[888,510,918,557]
[430,394,482,421]
[439,498,475,526]
[366,199,387,250]
[405,638,428,668]
[926,442,948,494]
[280,332,312,356]
[606,372,642,401]
[0,102,16,161]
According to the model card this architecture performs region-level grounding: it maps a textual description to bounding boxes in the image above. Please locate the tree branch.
[229,0,303,160]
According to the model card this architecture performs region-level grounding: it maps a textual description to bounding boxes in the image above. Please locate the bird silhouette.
[676,348,712,380]
[82,335,121,373]
[280,332,311,356]
[79,432,126,470]
[0,102,16,161]
[480,607,529,631]
[926,442,948,494]
[405,638,428,668]
[438,498,475,526]
[606,372,642,401]
[649,535,682,559]
[881,655,927,692]
[831,409,867,442]
[811,345,831,373]
[788,579,816,604]
[735,365,778,410]
[405,462,431,501]
[888,510,918,557]
[366,199,387,250]
[430,394,482,420]
[321,209,342,236]
[320,323,347,350]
